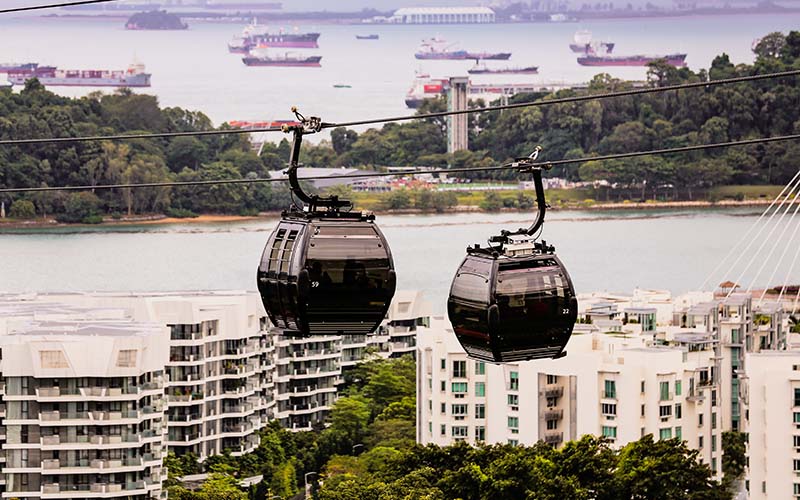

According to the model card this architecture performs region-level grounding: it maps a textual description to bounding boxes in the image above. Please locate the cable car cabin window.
[451,273,490,304]
[267,229,286,274]
[280,230,299,275]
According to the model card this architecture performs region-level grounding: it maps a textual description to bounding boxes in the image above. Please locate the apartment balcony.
[545,387,564,398]
[168,353,204,364]
[686,390,705,403]
[659,392,674,402]
[280,366,340,380]
[168,393,205,404]
[544,409,563,420]
[544,432,563,445]
[168,413,202,424]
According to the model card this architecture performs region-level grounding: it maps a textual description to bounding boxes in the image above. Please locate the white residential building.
[741,350,800,500]
[0,299,169,500]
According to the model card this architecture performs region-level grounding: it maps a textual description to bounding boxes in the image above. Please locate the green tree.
[56,192,102,223]
[382,190,411,210]
[9,199,35,219]
[479,191,502,211]
[721,431,746,493]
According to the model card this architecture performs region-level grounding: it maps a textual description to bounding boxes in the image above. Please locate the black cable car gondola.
[257,113,396,335]
[447,149,578,363]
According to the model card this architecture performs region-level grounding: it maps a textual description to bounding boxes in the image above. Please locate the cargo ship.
[7,62,151,87]
[569,30,614,54]
[228,23,320,53]
[468,62,538,75]
[414,38,510,60]
[577,53,687,67]
[242,53,322,67]
[356,34,379,40]
[0,62,39,73]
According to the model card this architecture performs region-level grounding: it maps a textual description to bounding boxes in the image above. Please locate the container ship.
[228,23,320,52]
[0,62,39,73]
[415,38,510,60]
[242,53,322,67]
[569,30,614,54]
[7,62,151,87]
[577,53,687,67]
[468,62,538,75]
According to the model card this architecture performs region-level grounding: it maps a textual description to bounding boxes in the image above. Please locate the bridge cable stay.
[697,170,800,291]
[755,188,800,304]
[724,174,800,300]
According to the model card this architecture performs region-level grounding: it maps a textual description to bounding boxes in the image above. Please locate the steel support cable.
[0,0,118,14]
[725,174,800,300]
[0,70,799,146]
[2,134,800,194]
[698,170,800,291]
[720,174,800,298]
[753,185,800,302]
[772,212,800,305]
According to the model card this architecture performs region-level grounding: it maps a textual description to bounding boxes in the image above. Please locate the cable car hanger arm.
[488,147,553,247]
[283,108,351,213]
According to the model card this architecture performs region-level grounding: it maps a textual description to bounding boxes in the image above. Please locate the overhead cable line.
[320,69,800,129]
[1,69,799,147]
[2,133,800,194]
[0,0,118,14]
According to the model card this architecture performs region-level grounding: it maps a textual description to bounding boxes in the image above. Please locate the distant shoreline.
[0,199,773,230]
[37,7,800,25]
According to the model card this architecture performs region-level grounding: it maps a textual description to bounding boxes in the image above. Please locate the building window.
[452,382,468,393]
[602,426,617,439]
[475,404,485,419]
[712,435,717,452]
[428,400,432,411]
[674,403,682,419]
[508,416,519,429]
[659,428,672,440]
[794,435,800,448]
[711,457,717,474]
[547,374,558,384]
[641,404,646,417]
[675,380,682,396]
[795,460,800,472]
[659,405,672,418]
[452,426,468,438]
[508,439,519,446]
[546,419,558,430]
[475,426,485,442]
[428,422,432,434]
[794,483,800,495]
[475,382,486,397]
[602,403,617,416]
[441,359,446,370]
[441,403,446,414]
[428,378,432,390]
[508,394,519,406]
[604,380,616,399]
[509,372,519,391]
[712,412,717,429]
[699,414,704,427]
[453,360,467,378]
[641,380,645,393]
[440,424,446,436]
[441,381,446,392]
[40,350,69,368]
[794,412,800,424]
[675,426,682,440]
[116,349,137,368]
[699,436,704,448]
[660,381,670,401]
[475,362,485,375]
[452,404,468,417]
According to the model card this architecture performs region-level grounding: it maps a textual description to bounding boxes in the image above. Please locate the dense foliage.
[2,31,798,220]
